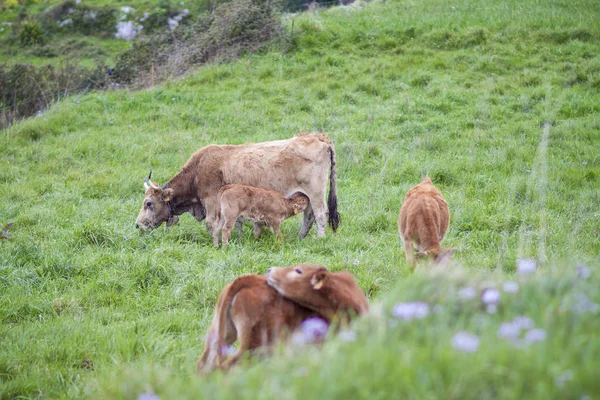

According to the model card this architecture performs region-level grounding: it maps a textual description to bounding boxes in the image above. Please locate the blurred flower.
[572,293,599,313]
[338,330,357,342]
[292,317,328,345]
[482,288,500,305]
[498,322,521,340]
[391,302,430,320]
[458,287,476,299]
[576,265,591,280]
[353,258,360,266]
[138,393,159,400]
[513,316,534,330]
[524,328,546,343]
[502,281,519,294]
[451,331,480,353]
[498,316,535,342]
[554,370,573,388]
[517,258,536,275]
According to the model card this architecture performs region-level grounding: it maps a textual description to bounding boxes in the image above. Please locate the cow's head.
[135,172,178,230]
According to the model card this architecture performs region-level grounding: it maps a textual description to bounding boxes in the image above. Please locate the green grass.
[1,0,600,398]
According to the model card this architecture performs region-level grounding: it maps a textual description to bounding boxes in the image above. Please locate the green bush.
[113,0,286,86]
[0,62,109,129]
[19,19,45,47]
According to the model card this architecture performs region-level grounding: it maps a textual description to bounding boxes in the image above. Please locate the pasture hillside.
[1,0,599,398]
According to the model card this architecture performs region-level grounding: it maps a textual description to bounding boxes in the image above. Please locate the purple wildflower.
[391,302,430,320]
[451,331,480,353]
[517,258,536,275]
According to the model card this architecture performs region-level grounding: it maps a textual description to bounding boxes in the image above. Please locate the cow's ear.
[310,270,328,290]
[162,188,174,202]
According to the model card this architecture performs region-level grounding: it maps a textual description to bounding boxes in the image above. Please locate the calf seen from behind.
[398,177,454,269]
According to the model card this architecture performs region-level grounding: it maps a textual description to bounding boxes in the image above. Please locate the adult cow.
[135,132,340,238]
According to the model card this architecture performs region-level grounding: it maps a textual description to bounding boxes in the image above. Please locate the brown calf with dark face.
[266,264,369,324]
[398,177,454,268]
[197,275,317,374]
[212,184,309,247]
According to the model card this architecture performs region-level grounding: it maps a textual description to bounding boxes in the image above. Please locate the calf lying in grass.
[398,177,454,268]
[197,275,318,374]
[212,184,309,247]
[197,265,367,374]
[266,264,369,324]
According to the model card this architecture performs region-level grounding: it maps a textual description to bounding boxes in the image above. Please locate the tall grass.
[1,0,599,398]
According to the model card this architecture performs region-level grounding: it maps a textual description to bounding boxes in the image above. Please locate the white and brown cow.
[135,133,340,238]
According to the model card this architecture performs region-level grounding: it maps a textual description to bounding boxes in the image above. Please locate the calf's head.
[135,174,177,230]
[289,194,310,215]
[266,264,368,322]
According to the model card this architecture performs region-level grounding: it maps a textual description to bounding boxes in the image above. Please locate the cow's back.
[193,135,331,197]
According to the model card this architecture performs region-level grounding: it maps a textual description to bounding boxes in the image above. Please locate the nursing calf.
[398,177,454,268]
[212,184,309,247]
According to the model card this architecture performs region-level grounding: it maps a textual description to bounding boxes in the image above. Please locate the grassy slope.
[1,0,599,398]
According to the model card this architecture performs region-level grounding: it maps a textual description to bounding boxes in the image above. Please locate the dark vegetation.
[1,0,325,128]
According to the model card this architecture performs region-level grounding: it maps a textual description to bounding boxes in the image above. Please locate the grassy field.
[1,0,599,398]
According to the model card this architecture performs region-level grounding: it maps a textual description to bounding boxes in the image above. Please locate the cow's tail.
[328,144,340,232]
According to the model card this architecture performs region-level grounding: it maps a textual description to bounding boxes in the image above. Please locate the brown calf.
[398,177,454,268]
[197,275,318,374]
[266,264,369,324]
[212,184,309,247]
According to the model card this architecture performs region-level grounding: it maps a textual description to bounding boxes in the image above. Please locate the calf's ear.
[162,188,174,202]
[310,270,328,290]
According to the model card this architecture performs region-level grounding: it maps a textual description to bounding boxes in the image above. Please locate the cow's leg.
[404,239,416,271]
[253,223,263,238]
[212,216,225,247]
[309,194,328,238]
[299,203,315,238]
[204,196,219,234]
[220,317,252,371]
[270,219,283,241]
[221,217,237,248]
[235,220,244,238]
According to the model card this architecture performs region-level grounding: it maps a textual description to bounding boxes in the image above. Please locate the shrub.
[19,19,45,46]
[112,0,286,86]
[0,62,109,129]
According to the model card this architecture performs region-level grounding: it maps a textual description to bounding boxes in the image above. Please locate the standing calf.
[212,184,309,247]
[398,177,454,268]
